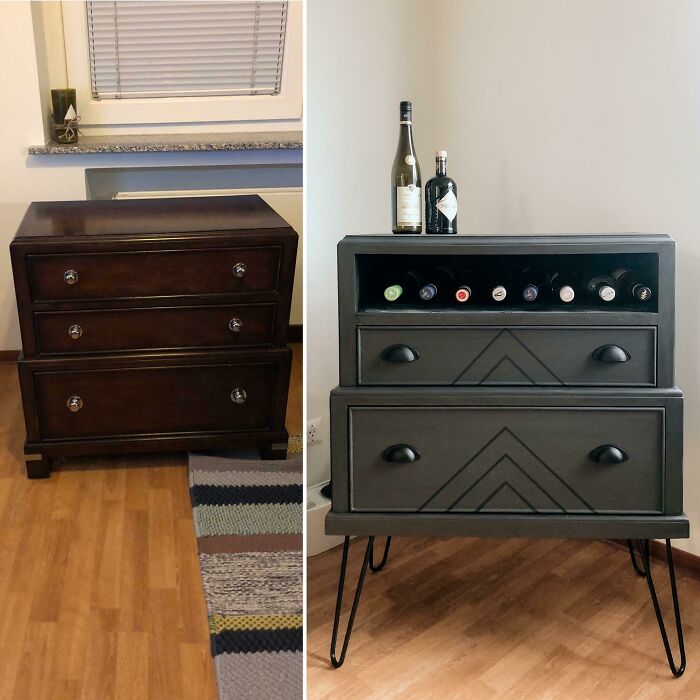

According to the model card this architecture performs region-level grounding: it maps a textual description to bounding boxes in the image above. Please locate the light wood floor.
[308,536,700,699]
[0,343,301,700]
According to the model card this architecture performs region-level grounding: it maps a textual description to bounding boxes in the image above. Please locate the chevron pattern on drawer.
[453,330,562,385]
[418,427,593,513]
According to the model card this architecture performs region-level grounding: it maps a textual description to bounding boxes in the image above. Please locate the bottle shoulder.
[425,175,457,189]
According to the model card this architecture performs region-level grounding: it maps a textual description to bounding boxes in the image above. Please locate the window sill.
[28,131,302,155]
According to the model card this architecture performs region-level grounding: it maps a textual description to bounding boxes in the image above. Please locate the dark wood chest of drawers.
[327,234,688,540]
[10,196,297,478]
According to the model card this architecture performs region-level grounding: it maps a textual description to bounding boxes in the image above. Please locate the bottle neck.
[399,122,415,152]
[436,158,446,177]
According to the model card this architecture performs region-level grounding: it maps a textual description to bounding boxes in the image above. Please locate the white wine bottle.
[391,101,422,233]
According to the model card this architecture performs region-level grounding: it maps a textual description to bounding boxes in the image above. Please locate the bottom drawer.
[20,350,291,441]
[331,390,683,517]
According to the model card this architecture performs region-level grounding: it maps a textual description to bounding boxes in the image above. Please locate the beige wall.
[0,1,301,355]
[306,0,433,487]
[307,0,700,554]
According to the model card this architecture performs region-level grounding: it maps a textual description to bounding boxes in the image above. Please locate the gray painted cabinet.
[328,234,688,540]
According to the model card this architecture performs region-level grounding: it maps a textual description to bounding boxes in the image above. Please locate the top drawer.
[28,246,281,302]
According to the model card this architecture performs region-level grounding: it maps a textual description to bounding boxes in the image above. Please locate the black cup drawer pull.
[382,444,420,464]
[592,344,631,363]
[382,345,420,363]
[589,444,629,464]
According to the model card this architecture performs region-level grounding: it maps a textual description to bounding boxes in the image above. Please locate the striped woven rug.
[188,436,303,700]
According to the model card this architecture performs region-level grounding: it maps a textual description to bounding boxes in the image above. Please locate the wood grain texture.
[15,195,292,239]
[307,535,700,698]
[0,343,300,699]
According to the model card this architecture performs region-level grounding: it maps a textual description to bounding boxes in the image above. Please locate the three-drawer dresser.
[10,196,297,478]
[326,234,688,676]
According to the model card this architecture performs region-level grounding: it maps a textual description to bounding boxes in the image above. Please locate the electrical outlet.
[307,416,322,445]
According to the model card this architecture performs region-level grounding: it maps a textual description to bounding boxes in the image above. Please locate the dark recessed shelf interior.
[357,253,659,313]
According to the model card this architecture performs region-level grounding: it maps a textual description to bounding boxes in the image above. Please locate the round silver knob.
[230,388,247,404]
[68,324,83,340]
[228,318,243,332]
[232,262,247,278]
[66,396,83,412]
[64,269,78,285]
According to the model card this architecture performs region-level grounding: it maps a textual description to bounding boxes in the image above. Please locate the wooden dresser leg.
[260,441,288,460]
[25,454,51,479]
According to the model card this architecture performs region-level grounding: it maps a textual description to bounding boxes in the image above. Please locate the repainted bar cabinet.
[326,234,688,675]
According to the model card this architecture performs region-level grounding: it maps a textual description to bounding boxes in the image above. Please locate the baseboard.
[607,539,700,580]
[288,324,302,343]
[0,350,19,362]
[307,482,345,557]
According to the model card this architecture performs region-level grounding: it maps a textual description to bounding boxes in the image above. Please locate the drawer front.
[35,360,283,440]
[35,303,276,355]
[358,326,656,387]
[348,406,664,514]
[28,246,281,302]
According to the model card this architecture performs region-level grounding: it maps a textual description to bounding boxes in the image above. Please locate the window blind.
[86,1,288,100]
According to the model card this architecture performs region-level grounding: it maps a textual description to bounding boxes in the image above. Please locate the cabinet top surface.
[339,233,673,246]
[13,195,294,240]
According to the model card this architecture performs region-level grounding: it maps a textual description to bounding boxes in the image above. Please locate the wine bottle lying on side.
[487,272,513,303]
[518,267,546,302]
[418,266,455,301]
[584,272,617,302]
[454,269,476,303]
[611,268,653,301]
[383,269,422,302]
[548,271,577,303]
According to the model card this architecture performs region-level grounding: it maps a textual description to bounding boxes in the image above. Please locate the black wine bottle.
[548,271,577,303]
[425,151,458,234]
[611,268,653,302]
[383,270,422,302]
[454,269,476,303]
[418,266,454,301]
[584,272,617,302]
[391,101,422,234]
[518,267,545,302]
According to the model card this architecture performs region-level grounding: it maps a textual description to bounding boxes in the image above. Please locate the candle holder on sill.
[50,88,80,144]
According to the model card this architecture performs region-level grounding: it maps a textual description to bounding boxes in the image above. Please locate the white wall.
[0,1,302,353]
[306,0,433,487]
[307,0,700,555]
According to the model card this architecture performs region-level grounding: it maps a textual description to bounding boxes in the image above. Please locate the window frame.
[62,0,302,127]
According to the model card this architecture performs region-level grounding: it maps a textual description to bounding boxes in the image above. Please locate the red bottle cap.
[455,286,471,302]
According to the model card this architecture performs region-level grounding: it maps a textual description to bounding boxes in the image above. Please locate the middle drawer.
[358,326,657,387]
[34,303,277,355]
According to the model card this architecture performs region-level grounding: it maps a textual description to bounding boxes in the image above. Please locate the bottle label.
[436,190,458,222]
[397,185,421,226]
[404,155,416,166]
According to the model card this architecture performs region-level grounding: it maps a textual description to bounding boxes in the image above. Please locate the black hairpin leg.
[330,536,374,668]
[369,536,392,573]
[626,539,645,577]
[635,539,686,678]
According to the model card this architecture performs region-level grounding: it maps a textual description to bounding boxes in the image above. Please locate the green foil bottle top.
[384,284,403,302]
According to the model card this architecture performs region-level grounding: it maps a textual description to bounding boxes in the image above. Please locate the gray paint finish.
[337,234,675,388]
[325,512,689,539]
[348,406,665,514]
[329,234,686,541]
[358,325,657,387]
